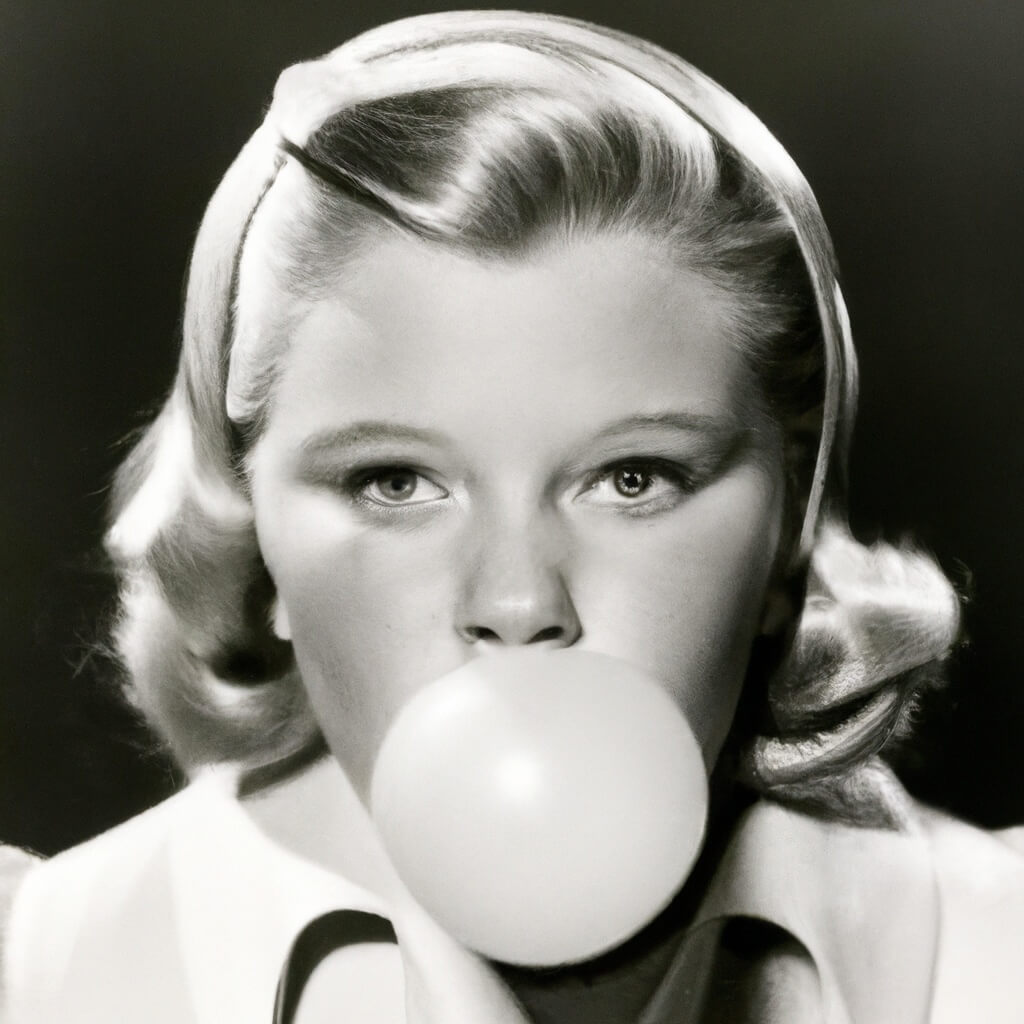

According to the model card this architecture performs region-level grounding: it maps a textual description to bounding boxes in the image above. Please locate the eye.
[610,466,655,498]
[580,460,696,511]
[354,467,449,507]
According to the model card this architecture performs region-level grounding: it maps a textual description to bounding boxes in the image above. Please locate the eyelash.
[329,458,700,516]
[581,459,698,514]
[345,465,448,509]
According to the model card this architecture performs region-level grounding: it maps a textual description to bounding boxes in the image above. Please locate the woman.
[5,11,1023,1022]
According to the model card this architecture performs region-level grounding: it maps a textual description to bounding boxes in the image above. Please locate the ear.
[271,595,292,641]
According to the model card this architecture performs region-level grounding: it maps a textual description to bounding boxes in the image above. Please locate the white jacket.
[5,758,1023,1023]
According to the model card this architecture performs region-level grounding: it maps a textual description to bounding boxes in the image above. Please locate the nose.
[454,510,582,649]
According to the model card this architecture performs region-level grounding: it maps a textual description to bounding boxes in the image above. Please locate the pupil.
[615,468,649,497]
[383,473,416,498]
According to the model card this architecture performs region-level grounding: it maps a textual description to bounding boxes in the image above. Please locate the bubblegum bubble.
[370,649,708,966]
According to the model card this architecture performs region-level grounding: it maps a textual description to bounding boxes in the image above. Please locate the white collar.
[170,762,530,1023]
[643,797,940,1023]
[171,759,941,1024]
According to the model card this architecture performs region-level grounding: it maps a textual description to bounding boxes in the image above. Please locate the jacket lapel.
[170,763,530,1024]
[640,798,940,1024]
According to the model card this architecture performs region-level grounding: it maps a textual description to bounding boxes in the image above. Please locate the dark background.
[4,1,1023,856]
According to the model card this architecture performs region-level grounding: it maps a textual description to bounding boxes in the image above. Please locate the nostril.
[460,624,566,645]
[464,626,501,643]
[528,626,564,644]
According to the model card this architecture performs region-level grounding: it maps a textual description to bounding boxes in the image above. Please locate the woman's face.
[250,232,787,799]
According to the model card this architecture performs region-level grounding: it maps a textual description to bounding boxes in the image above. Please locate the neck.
[497,921,687,1024]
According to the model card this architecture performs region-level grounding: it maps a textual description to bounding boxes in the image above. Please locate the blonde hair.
[106,12,959,823]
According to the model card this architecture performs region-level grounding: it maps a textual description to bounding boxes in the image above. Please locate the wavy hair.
[106,12,959,823]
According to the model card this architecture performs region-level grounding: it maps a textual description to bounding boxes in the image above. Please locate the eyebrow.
[299,421,450,456]
[571,412,760,476]
[589,412,747,442]
[297,412,748,464]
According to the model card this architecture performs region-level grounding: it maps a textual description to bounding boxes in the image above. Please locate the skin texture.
[250,231,787,804]
[248,231,790,1021]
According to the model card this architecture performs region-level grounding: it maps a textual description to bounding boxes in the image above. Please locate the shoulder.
[917,800,1024,874]
[703,790,1024,1023]
[0,846,42,1009]
[8,774,217,931]
[915,801,1024,917]
[3,764,389,1024]
[3,775,229,1023]
[914,803,1024,1023]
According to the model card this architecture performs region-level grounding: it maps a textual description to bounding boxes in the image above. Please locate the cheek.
[257,495,462,794]
[572,474,782,762]
[255,464,783,786]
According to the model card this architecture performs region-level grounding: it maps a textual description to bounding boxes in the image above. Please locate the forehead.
[267,232,759,449]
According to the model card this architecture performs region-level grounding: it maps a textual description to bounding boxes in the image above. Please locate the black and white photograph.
[4,3,1023,1021]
